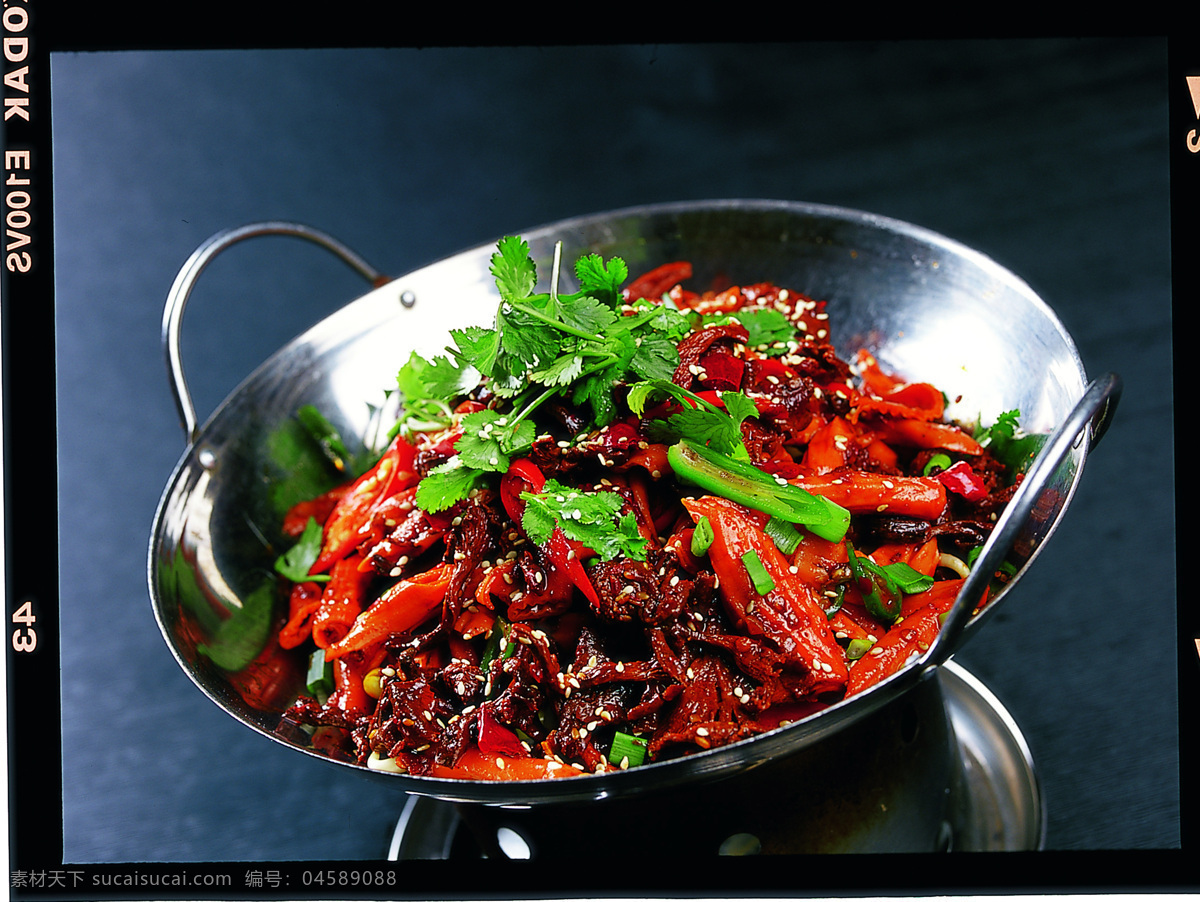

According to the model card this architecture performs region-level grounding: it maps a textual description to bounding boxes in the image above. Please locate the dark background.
[45,39,1176,868]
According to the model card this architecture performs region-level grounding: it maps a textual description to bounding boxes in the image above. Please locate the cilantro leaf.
[627,380,758,458]
[732,307,795,348]
[455,409,536,472]
[530,350,585,387]
[449,325,501,376]
[395,350,475,434]
[414,457,487,513]
[394,236,704,515]
[519,479,648,561]
[558,293,619,335]
[572,369,618,427]
[973,408,1043,477]
[629,334,680,382]
[496,302,563,372]
[974,409,1021,446]
[573,253,629,306]
[490,235,538,303]
[274,517,331,583]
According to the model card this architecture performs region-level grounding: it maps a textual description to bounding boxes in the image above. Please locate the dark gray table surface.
[46,38,1177,875]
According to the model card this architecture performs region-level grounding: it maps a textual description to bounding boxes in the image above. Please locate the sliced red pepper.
[870,538,940,578]
[868,418,983,455]
[323,563,452,659]
[278,581,324,650]
[598,421,641,454]
[683,495,848,696]
[500,457,545,521]
[689,285,744,315]
[854,350,945,420]
[620,441,671,479]
[282,483,350,537]
[801,416,858,474]
[622,261,693,303]
[788,532,848,587]
[428,748,582,781]
[697,351,745,392]
[899,576,988,618]
[311,435,419,573]
[828,608,877,646]
[935,460,989,501]
[846,604,941,697]
[476,707,530,759]
[863,437,900,471]
[790,471,948,520]
[311,553,375,649]
[547,528,601,608]
[327,652,377,718]
[856,349,903,395]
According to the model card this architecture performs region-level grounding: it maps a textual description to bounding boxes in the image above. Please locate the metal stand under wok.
[386,661,1044,859]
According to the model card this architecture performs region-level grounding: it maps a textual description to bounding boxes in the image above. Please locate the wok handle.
[922,371,1123,671]
[162,221,388,444]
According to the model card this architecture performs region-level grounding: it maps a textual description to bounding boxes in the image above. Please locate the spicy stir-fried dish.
[273,237,1025,781]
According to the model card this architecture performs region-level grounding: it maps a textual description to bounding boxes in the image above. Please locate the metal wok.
[148,200,1119,808]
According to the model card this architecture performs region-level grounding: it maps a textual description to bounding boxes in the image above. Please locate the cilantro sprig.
[403,237,691,513]
[625,380,760,460]
[973,408,1042,477]
[519,478,648,562]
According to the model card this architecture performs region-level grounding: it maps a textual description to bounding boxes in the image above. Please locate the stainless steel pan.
[148,200,1119,807]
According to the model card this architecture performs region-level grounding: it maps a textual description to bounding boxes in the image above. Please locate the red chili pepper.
[281,483,350,537]
[428,748,580,781]
[311,435,419,573]
[801,416,858,474]
[935,460,989,502]
[547,528,601,608]
[622,261,693,303]
[311,553,375,649]
[499,458,546,524]
[599,421,641,454]
[697,351,745,392]
[790,471,948,520]
[682,495,848,696]
[323,563,452,659]
[846,604,941,697]
[476,707,529,759]
[748,356,794,382]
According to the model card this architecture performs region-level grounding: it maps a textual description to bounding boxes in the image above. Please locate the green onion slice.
[922,452,953,476]
[764,516,803,554]
[609,730,649,768]
[306,650,334,699]
[742,549,776,596]
[845,637,874,660]
[691,515,715,556]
